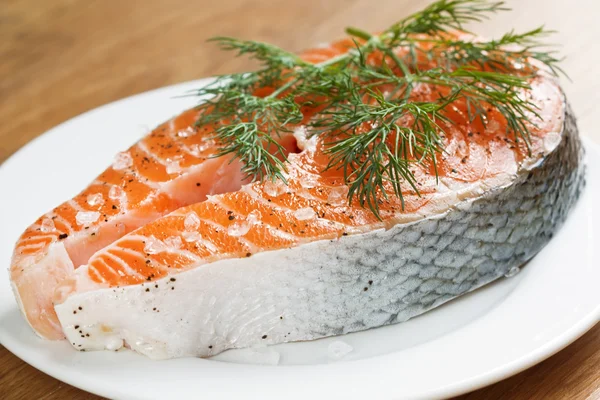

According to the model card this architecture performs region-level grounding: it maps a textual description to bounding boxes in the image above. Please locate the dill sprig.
[190,0,563,217]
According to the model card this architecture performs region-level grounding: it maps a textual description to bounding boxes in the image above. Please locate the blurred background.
[1,0,599,399]
[1,0,599,163]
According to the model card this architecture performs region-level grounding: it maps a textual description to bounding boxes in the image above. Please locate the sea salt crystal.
[163,236,182,249]
[263,180,286,197]
[327,186,349,206]
[87,193,105,207]
[166,159,182,174]
[485,119,501,134]
[228,222,250,237]
[182,230,203,243]
[108,186,124,200]
[505,266,520,278]
[188,144,202,157]
[112,152,133,170]
[177,127,195,138]
[327,340,353,360]
[184,212,200,230]
[144,236,166,254]
[247,210,261,225]
[294,207,316,221]
[299,173,319,189]
[198,138,215,151]
[40,218,55,233]
[76,211,100,226]
[189,139,215,156]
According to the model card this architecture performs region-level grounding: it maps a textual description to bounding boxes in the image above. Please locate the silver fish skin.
[54,97,585,359]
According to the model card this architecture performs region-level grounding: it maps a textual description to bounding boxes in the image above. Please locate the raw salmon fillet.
[10,107,297,339]
[11,36,584,357]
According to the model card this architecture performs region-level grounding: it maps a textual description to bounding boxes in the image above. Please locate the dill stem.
[266,77,299,99]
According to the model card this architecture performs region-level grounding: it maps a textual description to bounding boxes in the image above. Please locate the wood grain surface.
[1,0,598,399]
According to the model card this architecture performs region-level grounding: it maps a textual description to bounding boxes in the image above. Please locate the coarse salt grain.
[294,207,316,221]
[184,212,200,230]
[87,193,105,207]
[182,230,203,243]
[263,180,286,197]
[40,218,55,233]
[112,152,133,170]
[108,186,124,200]
[166,159,182,174]
[144,236,166,254]
[163,236,182,249]
[228,222,250,237]
[76,211,100,226]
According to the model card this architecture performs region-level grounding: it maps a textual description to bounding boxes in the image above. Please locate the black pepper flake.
[85,226,89,230]
[262,335,267,339]
[228,215,235,220]
[280,316,283,320]
[267,199,272,202]
[78,306,82,310]
[74,325,79,329]
[342,232,348,236]
[81,335,85,338]
[112,205,117,210]
[451,168,457,173]
[468,132,474,137]
[170,277,176,282]
[227,210,233,215]
[461,157,467,163]
[196,183,201,187]
[73,311,77,314]
[128,179,134,183]
[59,233,69,240]
[155,284,158,288]
[368,280,373,285]
[363,287,368,291]
[171,287,175,290]
[146,260,151,264]
[145,288,150,292]
[86,334,90,337]
[91,232,96,236]
[153,307,156,311]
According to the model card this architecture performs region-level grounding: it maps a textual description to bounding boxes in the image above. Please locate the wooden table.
[1,0,599,398]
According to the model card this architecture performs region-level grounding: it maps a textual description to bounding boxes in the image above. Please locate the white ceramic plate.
[1,80,599,400]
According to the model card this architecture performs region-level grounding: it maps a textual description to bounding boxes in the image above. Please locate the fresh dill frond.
[190,0,564,217]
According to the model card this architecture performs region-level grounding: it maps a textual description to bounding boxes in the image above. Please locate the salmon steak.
[9,4,585,359]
